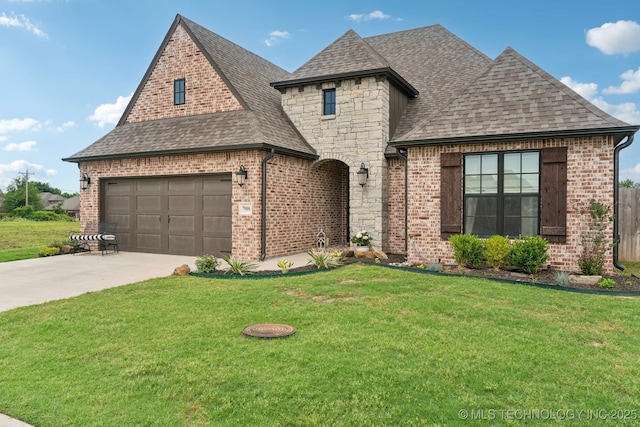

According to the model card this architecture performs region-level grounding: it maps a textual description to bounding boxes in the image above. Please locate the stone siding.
[406,136,616,273]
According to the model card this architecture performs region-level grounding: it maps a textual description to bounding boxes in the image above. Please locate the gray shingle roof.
[64,15,315,162]
[396,47,632,143]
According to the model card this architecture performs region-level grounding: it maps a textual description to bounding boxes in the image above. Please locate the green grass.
[1,265,639,426]
[620,260,640,277]
[0,220,79,262]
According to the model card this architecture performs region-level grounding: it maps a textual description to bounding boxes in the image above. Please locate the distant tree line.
[1,175,78,215]
[620,179,640,189]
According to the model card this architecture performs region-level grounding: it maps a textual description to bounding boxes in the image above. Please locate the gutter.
[396,148,409,257]
[613,133,635,271]
[260,149,275,261]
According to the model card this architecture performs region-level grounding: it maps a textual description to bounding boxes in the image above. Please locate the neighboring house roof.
[61,195,80,212]
[64,15,316,163]
[40,192,66,210]
[393,47,637,145]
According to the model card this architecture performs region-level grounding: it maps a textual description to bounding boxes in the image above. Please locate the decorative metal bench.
[69,222,119,255]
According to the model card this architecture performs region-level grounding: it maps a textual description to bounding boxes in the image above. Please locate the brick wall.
[79,150,263,260]
[265,155,348,257]
[406,136,616,273]
[387,157,406,255]
[125,25,243,123]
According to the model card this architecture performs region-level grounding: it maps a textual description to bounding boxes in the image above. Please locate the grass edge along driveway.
[0,264,639,426]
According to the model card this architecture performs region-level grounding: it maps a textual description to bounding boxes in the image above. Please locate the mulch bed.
[253,250,640,294]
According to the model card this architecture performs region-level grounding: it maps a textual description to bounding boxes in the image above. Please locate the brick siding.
[405,136,616,273]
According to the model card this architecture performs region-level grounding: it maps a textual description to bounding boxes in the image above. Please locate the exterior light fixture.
[80,173,91,191]
[236,165,248,187]
[357,163,369,187]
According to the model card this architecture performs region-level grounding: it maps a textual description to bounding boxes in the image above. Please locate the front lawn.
[0,220,79,262]
[0,265,639,426]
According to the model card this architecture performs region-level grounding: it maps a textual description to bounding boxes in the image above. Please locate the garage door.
[102,175,232,256]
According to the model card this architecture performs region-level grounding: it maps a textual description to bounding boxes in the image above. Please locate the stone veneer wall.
[79,150,264,260]
[279,76,390,250]
[125,25,243,124]
[406,136,616,273]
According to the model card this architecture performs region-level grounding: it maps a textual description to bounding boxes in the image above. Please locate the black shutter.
[441,152,462,239]
[541,147,567,243]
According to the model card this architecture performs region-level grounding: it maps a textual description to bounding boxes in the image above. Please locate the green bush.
[509,236,549,274]
[598,278,615,289]
[483,235,511,270]
[195,254,219,273]
[576,199,612,276]
[306,249,343,269]
[38,247,60,257]
[12,206,73,222]
[448,234,484,269]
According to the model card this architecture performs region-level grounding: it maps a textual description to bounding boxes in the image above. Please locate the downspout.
[397,148,409,257]
[260,149,275,261]
[613,133,634,271]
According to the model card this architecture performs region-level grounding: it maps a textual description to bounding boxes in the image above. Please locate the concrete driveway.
[0,251,196,313]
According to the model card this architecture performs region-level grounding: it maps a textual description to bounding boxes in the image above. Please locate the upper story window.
[174,78,185,105]
[464,151,540,237]
[323,89,336,115]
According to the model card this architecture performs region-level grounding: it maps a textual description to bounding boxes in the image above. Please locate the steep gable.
[397,47,632,143]
[123,23,244,124]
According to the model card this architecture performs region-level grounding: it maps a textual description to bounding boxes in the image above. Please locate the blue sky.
[1,0,639,194]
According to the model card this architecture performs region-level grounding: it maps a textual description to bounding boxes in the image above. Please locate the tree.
[1,176,44,213]
[32,181,78,199]
[620,179,640,189]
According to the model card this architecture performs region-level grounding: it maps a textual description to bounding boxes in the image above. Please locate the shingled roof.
[393,47,636,145]
[64,15,316,162]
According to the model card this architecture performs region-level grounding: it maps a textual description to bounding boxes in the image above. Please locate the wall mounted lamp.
[357,163,369,187]
[80,173,91,191]
[236,165,248,187]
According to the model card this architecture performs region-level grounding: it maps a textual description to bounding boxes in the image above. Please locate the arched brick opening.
[311,158,350,247]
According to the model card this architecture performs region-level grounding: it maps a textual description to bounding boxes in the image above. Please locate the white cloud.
[348,10,401,23]
[586,20,640,55]
[88,93,133,128]
[4,140,37,152]
[264,30,289,47]
[603,67,640,95]
[52,121,77,132]
[0,136,7,142]
[620,163,640,182]
[0,159,48,191]
[0,12,47,38]
[0,118,40,134]
[560,76,598,99]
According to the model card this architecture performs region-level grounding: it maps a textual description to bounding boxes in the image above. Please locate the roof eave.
[389,126,640,147]
[271,67,419,97]
[62,143,318,164]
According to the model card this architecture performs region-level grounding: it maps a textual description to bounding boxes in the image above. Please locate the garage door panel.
[169,215,195,232]
[137,233,162,250]
[203,237,231,255]
[107,196,130,211]
[169,179,195,192]
[137,195,161,211]
[203,195,232,214]
[137,214,161,231]
[137,180,162,193]
[169,235,195,254]
[168,195,195,211]
[204,216,232,236]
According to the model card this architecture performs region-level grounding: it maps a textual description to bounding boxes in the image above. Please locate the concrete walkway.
[0,250,312,426]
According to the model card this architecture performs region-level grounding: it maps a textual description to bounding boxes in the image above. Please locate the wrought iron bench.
[69,222,119,255]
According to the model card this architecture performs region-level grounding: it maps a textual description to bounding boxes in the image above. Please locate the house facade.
[64,15,638,273]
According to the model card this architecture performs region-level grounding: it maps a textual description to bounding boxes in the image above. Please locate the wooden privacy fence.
[619,188,640,262]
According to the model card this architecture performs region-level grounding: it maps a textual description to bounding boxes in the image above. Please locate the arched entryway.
[310,159,350,247]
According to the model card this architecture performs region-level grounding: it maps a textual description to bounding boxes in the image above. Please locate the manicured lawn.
[620,260,640,277]
[1,265,639,426]
[0,220,79,262]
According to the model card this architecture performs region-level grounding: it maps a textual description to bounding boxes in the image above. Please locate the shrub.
[306,249,343,269]
[576,199,612,276]
[509,236,549,274]
[221,254,257,276]
[277,259,294,274]
[448,234,484,269]
[483,235,511,270]
[38,246,60,257]
[427,262,443,272]
[554,271,571,286]
[195,254,219,273]
[598,278,615,289]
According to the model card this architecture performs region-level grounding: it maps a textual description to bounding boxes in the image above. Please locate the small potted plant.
[351,230,371,252]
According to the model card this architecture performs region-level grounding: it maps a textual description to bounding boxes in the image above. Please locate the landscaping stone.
[173,264,191,275]
[570,275,602,285]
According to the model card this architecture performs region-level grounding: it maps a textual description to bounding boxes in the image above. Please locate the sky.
[1,0,639,194]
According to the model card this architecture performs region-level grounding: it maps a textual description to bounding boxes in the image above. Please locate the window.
[323,89,336,115]
[174,78,185,105]
[464,151,540,237]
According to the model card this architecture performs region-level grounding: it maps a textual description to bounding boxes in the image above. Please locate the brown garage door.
[102,175,232,256]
